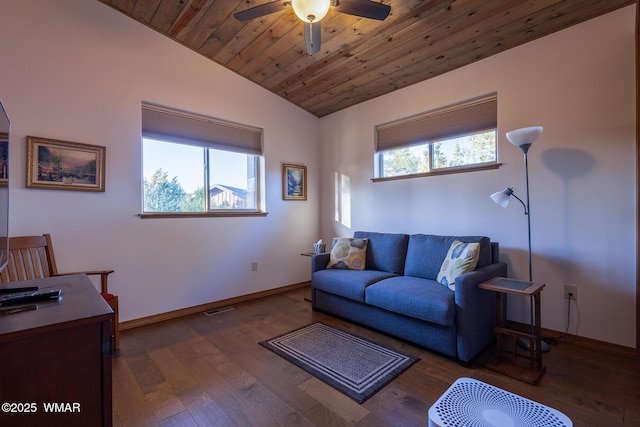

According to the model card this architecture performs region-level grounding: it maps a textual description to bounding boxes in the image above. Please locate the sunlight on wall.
[334,172,351,228]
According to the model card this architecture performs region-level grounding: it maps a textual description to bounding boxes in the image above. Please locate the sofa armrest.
[453,262,508,362]
[311,253,331,273]
[455,262,507,305]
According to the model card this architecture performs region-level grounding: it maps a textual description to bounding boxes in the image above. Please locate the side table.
[301,252,324,302]
[479,277,546,385]
[0,274,113,427]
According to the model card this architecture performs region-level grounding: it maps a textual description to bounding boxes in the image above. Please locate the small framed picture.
[282,163,307,200]
[26,136,106,192]
[0,133,8,187]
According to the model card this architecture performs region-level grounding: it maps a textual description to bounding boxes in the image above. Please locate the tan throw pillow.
[437,240,480,291]
[326,237,368,270]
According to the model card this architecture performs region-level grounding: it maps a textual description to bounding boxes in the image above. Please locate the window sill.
[139,211,268,219]
[372,162,501,182]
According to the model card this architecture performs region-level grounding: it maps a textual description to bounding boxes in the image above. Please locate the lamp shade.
[506,126,543,148]
[490,188,514,208]
[292,0,330,22]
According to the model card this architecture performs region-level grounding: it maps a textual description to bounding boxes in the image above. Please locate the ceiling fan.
[234,0,391,55]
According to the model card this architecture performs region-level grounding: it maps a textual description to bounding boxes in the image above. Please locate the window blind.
[375,95,497,152]
[142,103,263,155]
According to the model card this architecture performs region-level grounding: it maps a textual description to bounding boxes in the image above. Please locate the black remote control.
[0,286,39,295]
[0,303,38,315]
[0,289,62,305]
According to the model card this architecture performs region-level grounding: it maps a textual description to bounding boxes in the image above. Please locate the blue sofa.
[311,231,507,362]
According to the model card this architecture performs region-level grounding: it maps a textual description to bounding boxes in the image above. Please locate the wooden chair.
[0,234,119,349]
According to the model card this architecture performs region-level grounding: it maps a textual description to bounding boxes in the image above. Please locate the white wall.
[0,0,321,322]
[319,6,636,348]
[1,1,635,349]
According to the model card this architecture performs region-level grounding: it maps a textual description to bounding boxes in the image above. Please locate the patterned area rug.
[259,322,419,403]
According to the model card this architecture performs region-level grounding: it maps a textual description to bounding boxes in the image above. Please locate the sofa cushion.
[404,234,491,280]
[312,269,396,302]
[468,236,492,268]
[326,237,368,270]
[353,231,409,274]
[437,240,480,290]
[365,276,456,326]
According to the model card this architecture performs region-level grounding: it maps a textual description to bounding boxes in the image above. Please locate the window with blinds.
[374,95,498,180]
[141,103,264,216]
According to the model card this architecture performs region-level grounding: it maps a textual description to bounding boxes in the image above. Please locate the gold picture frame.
[282,163,307,200]
[26,136,106,192]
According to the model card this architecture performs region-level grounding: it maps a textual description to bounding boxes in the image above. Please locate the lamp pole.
[521,143,533,282]
[521,144,543,349]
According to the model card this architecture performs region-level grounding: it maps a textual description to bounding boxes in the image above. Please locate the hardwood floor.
[112,287,640,426]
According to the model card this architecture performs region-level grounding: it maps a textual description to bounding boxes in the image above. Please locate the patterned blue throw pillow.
[437,239,480,290]
[327,237,368,270]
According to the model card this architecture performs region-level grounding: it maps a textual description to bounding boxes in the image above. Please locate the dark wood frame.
[480,277,546,385]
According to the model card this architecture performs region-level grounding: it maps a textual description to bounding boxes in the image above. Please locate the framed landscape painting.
[0,133,8,187]
[283,163,306,200]
[26,136,105,192]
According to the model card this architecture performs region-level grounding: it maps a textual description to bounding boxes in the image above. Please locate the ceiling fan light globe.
[292,0,330,23]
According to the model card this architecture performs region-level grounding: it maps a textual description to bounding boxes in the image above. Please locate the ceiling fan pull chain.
[309,18,314,49]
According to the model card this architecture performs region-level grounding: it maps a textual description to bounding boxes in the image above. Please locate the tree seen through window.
[381,130,496,177]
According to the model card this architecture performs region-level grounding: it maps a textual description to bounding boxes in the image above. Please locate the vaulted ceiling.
[98,0,633,117]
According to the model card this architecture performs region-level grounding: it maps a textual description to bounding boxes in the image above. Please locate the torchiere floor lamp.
[490,125,549,352]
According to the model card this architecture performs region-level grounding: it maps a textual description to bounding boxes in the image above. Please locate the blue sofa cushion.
[466,236,492,268]
[365,276,456,326]
[312,269,396,302]
[353,231,409,274]
[404,234,491,280]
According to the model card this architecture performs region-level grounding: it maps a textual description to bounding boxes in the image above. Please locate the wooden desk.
[0,274,113,427]
[479,277,546,385]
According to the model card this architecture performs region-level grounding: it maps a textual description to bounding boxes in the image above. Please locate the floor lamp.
[490,125,549,352]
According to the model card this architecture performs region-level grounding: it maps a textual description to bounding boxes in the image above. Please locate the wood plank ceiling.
[98,0,633,117]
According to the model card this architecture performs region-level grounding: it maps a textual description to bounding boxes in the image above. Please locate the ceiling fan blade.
[233,1,290,21]
[304,21,321,55]
[334,0,390,20]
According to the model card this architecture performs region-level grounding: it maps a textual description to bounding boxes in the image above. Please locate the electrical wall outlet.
[251,261,258,271]
[564,284,577,301]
